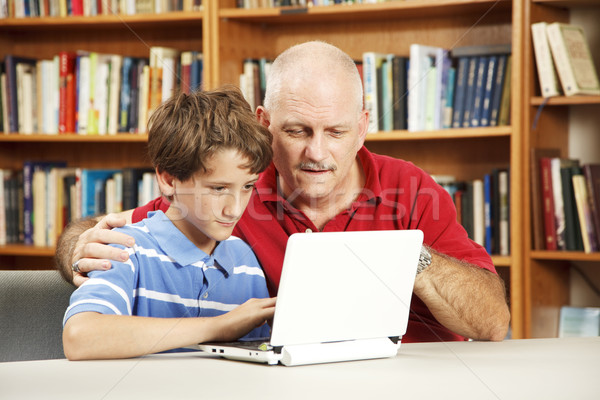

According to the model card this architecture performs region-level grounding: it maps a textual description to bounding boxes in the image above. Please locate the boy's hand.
[71,213,134,287]
[213,297,277,342]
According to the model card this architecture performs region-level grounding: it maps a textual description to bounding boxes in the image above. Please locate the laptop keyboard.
[211,340,272,351]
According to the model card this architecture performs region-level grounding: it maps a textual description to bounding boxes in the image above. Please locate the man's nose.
[304,133,327,161]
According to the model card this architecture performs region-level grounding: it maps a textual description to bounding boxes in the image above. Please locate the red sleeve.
[132,197,170,223]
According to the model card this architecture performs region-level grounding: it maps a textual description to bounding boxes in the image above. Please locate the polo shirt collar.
[255,146,382,205]
[143,211,234,274]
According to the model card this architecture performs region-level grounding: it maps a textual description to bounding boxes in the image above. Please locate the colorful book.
[58,51,77,134]
[362,51,387,133]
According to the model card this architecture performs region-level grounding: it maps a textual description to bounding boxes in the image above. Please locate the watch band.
[416,245,432,275]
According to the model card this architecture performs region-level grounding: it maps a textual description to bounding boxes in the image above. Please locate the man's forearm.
[413,249,510,341]
[55,217,99,284]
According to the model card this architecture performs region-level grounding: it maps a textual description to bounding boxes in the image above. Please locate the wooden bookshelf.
[523,0,600,338]
[1,0,528,337]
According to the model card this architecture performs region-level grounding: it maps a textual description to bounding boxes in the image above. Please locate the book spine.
[470,56,488,128]
[392,56,408,131]
[22,162,34,245]
[489,55,507,127]
[119,57,133,133]
[583,165,600,249]
[572,174,598,253]
[560,165,583,251]
[479,55,498,127]
[540,157,557,250]
[531,22,561,97]
[498,56,512,126]
[362,52,380,134]
[461,57,478,128]
[550,158,566,250]
[452,57,469,129]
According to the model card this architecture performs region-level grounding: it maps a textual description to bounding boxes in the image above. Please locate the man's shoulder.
[362,148,429,180]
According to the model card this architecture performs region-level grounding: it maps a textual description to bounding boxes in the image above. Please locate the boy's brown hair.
[147,85,272,181]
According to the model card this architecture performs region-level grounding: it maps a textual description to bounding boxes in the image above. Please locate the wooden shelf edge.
[532,0,600,8]
[0,11,204,29]
[0,134,148,143]
[0,244,55,257]
[219,0,512,22]
[365,126,512,141]
[530,250,600,262]
[531,96,600,106]
[492,255,511,267]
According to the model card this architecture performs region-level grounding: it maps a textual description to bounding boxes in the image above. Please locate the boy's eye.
[243,183,256,191]
[212,186,226,192]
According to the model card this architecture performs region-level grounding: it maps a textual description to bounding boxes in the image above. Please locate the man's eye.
[285,129,304,135]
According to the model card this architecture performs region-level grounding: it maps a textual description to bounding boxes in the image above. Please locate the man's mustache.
[297,161,337,172]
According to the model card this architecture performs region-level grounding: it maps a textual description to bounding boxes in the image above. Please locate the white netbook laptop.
[196,229,423,366]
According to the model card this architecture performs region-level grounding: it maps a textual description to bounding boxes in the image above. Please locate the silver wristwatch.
[416,245,432,275]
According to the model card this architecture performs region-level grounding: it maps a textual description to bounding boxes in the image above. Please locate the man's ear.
[155,168,176,199]
[256,106,270,128]
[357,109,369,148]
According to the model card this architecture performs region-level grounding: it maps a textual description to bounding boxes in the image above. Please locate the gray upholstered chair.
[0,270,74,362]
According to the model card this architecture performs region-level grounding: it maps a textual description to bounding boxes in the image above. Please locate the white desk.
[1,337,598,400]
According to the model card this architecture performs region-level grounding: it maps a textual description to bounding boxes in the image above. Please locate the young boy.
[62,86,275,360]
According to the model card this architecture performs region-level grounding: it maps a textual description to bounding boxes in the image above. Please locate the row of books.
[434,169,510,257]
[531,22,600,98]
[239,44,512,133]
[0,164,157,247]
[364,44,512,133]
[0,0,203,18]
[0,47,203,135]
[531,151,600,253]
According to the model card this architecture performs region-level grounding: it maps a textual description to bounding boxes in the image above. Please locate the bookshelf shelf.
[219,0,512,23]
[532,0,600,7]
[492,255,512,267]
[0,134,148,143]
[530,251,600,262]
[531,96,600,106]
[0,11,204,30]
[0,244,54,257]
[365,127,512,142]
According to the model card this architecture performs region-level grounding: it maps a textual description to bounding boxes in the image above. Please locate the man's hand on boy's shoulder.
[66,211,136,287]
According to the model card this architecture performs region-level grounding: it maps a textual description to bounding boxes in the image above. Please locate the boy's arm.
[56,211,135,287]
[63,297,276,360]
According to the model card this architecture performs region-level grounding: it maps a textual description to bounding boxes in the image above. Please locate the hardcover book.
[546,23,600,96]
[531,22,561,98]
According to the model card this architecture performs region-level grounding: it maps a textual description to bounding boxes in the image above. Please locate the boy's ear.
[155,168,176,198]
